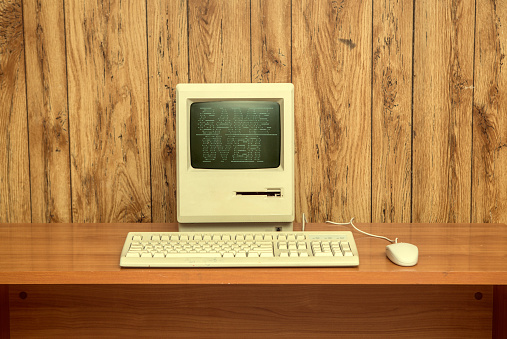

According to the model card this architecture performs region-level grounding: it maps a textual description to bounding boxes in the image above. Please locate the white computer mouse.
[386,242,418,267]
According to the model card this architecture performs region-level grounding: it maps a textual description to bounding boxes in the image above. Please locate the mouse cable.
[325,217,398,244]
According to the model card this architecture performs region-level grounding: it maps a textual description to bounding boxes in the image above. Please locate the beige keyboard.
[120,231,359,267]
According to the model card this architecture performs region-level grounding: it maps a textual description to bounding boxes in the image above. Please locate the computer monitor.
[176,83,294,232]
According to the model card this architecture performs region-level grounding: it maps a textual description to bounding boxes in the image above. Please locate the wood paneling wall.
[1,0,506,224]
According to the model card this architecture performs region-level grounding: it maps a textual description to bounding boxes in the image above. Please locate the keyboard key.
[341,242,351,251]
[165,253,221,258]
[314,252,333,257]
[298,242,307,249]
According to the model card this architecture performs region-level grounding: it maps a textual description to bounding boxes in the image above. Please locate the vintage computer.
[176,83,295,232]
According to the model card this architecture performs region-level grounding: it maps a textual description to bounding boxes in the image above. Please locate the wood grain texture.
[473,0,507,223]
[292,0,372,223]
[0,0,31,223]
[372,0,413,223]
[251,0,291,83]
[1,222,507,285]
[65,0,151,222]
[23,0,71,223]
[412,0,474,223]
[8,284,493,338]
[188,0,251,83]
[148,0,188,223]
[4,0,507,225]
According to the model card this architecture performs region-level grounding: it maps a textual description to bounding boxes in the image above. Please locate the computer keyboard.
[120,231,359,267]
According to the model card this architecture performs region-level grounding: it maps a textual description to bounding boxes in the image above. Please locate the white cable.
[325,217,398,243]
[302,213,308,232]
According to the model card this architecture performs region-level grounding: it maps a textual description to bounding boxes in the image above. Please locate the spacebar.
[165,253,222,258]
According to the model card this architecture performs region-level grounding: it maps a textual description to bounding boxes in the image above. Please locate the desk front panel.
[8,284,492,338]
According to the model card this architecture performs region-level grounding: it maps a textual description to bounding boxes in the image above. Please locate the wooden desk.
[0,223,506,337]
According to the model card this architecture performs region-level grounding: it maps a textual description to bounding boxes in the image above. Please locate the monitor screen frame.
[189,100,282,170]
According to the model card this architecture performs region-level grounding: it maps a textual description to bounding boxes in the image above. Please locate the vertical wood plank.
[188,0,251,83]
[473,1,507,224]
[372,0,413,223]
[23,0,72,223]
[412,0,474,223]
[148,0,188,223]
[0,0,31,223]
[293,0,372,223]
[65,1,151,222]
[251,0,291,83]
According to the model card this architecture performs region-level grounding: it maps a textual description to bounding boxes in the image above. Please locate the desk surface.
[1,222,506,285]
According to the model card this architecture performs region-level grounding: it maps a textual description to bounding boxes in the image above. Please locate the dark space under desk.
[0,222,506,338]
